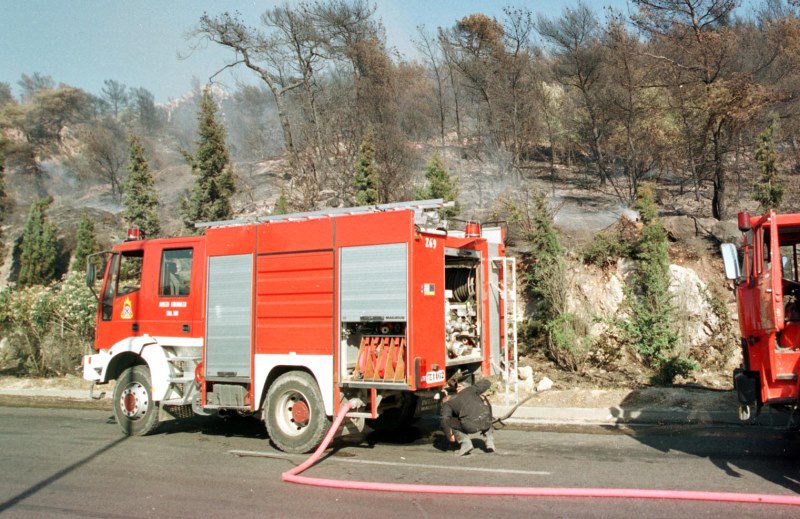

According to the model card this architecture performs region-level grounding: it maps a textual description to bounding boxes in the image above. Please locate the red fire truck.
[83,199,518,452]
[722,210,800,422]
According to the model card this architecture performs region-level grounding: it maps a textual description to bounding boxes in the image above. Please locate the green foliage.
[273,190,288,215]
[753,117,784,211]
[18,197,59,287]
[24,86,93,147]
[181,88,236,231]
[0,271,96,375]
[545,313,593,372]
[71,210,98,272]
[504,190,591,371]
[123,134,161,238]
[582,230,632,267]
[420,152,459,217]
[622,184,694,383]
[354,127,379,205]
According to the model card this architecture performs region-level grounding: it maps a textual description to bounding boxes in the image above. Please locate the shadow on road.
[615,390,800,495]
[0,436,128,513]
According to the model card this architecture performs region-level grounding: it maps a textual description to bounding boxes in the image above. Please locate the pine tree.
[422,152,459,217]
[273,190,288,215]
[353,127,379,205]
[18,197,59,286]
[71,210,97,271]
[182,87,235,231]
[754,117,784,211]
[123,134,161,238]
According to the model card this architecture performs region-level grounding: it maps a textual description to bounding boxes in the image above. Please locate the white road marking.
[229,450,550,476]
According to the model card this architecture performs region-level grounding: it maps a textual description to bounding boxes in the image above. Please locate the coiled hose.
[282,401,800,506]
[446,268,474,303]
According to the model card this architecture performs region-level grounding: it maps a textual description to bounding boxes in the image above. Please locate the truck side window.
[117,251,144,297]
[101,253,120,321]
[160,248,193,297]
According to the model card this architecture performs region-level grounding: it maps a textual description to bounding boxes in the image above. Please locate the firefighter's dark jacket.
[440,379,492,437]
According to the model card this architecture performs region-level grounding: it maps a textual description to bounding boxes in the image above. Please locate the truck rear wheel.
[264,371,330,453]
[112,365,159,436]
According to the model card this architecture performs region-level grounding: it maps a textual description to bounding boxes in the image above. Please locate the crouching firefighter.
[440,378,495,456]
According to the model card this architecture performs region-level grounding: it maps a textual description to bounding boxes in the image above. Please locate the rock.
[518,366,534,381]
[536,376,554,392]
[662,215,697,243]
[710,220,741,246]
[668,264,719,352]
[521,377,535,392]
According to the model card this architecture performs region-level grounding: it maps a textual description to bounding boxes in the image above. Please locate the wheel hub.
[119,382,149,420]
[291,400,310,425]
[275,390,311,437]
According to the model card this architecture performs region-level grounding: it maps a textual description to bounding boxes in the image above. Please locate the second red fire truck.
[722,210,800,424]
[83,199,518,452]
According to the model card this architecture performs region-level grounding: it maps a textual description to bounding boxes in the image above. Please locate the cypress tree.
[182,87,235,230]
[422,152,459,217]
[754,117,784,211]
[273,190,288,215]
[353,127,379,205]
[71,210,98,271]
[18,197,58,286]
[624,184,695,383]
[123,134,161,238]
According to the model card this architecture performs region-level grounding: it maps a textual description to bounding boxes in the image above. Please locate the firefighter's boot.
[454,430,473,456]
[482,428,496,453]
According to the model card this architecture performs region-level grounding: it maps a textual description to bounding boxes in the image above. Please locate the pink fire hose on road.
[282,402,800,506]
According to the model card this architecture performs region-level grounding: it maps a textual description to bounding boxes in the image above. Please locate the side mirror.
[85,262,96,287]
[783,255,790,270]
[721,243,741,281]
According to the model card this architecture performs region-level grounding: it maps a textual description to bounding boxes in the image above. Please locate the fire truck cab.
[83,200,518,452]
[722,210,800,421]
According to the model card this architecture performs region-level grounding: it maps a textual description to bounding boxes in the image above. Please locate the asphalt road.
[1,406,799,518]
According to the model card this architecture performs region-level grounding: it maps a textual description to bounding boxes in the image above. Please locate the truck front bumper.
[82,352,109,382]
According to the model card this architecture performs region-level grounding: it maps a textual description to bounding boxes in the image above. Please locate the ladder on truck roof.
[195,198,455,229]
[492,256,519,406]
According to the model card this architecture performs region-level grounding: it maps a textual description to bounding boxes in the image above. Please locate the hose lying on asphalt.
[492,393,537,425]
[282,401,800,506]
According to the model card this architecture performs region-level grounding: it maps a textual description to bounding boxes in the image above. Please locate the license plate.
[425,369,445,384]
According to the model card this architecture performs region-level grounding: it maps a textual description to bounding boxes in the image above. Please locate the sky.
[0,0,756,103]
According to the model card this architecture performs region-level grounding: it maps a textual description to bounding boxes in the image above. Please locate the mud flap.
[734,368,759,420]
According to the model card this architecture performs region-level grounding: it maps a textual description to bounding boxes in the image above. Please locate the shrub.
[0,271,95,375]
[545,313,593,372]
[582,231,632,267]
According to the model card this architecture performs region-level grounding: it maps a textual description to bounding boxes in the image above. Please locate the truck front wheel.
[264,371,330,453]
[112,365,159,436]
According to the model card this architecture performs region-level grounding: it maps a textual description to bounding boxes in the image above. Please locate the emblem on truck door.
[120,297,134,320]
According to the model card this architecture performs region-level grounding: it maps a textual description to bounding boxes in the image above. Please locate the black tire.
[264,371,330,453]
[366,393,418,432]
[112,365,159,436]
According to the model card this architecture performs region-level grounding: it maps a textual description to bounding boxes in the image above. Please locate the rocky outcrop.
[562,259,721,354]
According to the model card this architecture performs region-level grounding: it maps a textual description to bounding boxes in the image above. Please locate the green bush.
[582,231,632,267]
[545,313,593,372]
[622,185,695,383]
[501,189,592,371]
[0,271,96,375]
